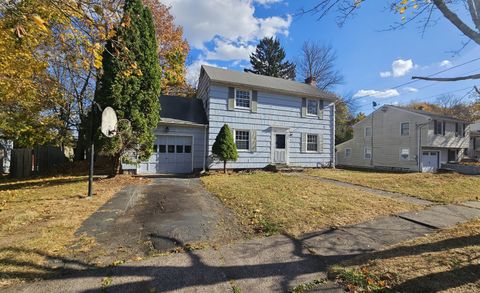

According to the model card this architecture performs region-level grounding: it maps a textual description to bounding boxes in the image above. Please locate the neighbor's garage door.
[421,151,439,173]
[138,135,193,174]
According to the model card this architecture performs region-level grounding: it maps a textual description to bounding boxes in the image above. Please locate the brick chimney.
[304,76,316,86]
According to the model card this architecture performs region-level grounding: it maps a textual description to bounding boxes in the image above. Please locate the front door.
[273,133,287,164]
[421,151,439,173]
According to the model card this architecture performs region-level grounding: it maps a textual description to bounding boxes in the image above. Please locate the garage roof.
[159,95,207,126]
[201,65,337,101]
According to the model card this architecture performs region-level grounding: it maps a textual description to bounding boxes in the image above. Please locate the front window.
[434,120,444,135]
[307,134,318,151]
[365,127,372,137]
[307,99,318,115]
[400,148,410,161]
[345,148,351,158]
[235,89,251,109]
[235,130,250,150]
[401,122,409,136]
[364,147,372,159]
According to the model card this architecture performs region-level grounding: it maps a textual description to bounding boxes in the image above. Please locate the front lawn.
[307,169,480,204]
[201,172,418,237]
[0,175,146,287]
[331,219,480,292]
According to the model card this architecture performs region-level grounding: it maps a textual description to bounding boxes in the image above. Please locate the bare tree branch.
[433,0,480,45]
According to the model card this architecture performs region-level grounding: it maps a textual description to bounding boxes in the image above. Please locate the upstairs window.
[400,122,410,136]
[235,130,250,150]
[307,99,318,115]
[235,89,251,109]
[463,123,467,137]
[434,120,444,135]
[365,127,372,137]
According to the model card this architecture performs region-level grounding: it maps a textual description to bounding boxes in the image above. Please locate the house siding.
[206,84,334,169]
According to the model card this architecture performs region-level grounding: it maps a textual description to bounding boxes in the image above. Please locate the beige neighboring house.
[336,105,470,172]
[469,122,480,160]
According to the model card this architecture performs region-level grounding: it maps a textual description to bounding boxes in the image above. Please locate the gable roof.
[201,65,337,101]
[388,105,468,123]
[159,95,207,126]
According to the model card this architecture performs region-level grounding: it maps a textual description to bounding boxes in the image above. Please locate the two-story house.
[336,105,470,172]
[124,65,336,174]
[469,122,480,160]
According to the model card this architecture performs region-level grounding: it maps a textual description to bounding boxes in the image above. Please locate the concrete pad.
[345,216,434,246]
[462,201,480,210]
[219,235,327,292]
[302,228,381,256]
[399,204,480,229]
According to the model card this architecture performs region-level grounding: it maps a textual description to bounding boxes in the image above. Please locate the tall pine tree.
[247,37,296,80]
[95,0,161,176]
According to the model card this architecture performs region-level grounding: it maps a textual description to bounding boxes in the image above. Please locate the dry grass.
[201,172,418,237]
[334,219,480,292]
[0,175,147,287]
[307,169,480,203]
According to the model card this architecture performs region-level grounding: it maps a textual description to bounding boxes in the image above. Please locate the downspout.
[416,120,431,172]
[202,124,208,173]
[331,102,336,168]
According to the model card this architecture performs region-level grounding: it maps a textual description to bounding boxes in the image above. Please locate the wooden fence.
[10,146,67,178]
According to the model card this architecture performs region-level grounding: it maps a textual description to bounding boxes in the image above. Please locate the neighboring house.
[336,105,470,173]
[0,133,13,173]
[469,122,480,160]
[123,65,336,174]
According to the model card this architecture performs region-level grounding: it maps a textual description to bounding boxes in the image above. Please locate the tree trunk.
[109,153,121,178]
[223,160,227,174]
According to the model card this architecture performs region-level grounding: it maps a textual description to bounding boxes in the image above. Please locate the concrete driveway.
[76,177,241,263]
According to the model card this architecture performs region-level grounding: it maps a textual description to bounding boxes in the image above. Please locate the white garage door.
[138,135,193,174]
[421,151,439,173]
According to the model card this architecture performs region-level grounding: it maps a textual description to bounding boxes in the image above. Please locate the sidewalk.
[6,200,480,293]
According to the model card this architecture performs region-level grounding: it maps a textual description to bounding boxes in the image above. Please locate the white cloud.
[161,0,291,48]
[380,59,415,78]
[380,71,392,78]
[353,89,400,99]
[403,87,418,93]
[206,39,256,61]
[439,59,453,67]
[254,0,282,6]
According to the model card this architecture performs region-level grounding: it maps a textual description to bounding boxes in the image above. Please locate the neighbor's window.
[235,130,250,150]
[434,120,444,135]
[463,123,467,137]
[345,148,351,158]
[400,148,410,161]
[176,145,184,153]
[168,145,175,153]
[158,145,166,153]
[307,99,318,115]
[455,123,460,137]
[365,127,372,137]
[307,134,318,151]
[235,89,251,109]
[401,122,410,136]
[364,147,372,159]
[185,145,192,153]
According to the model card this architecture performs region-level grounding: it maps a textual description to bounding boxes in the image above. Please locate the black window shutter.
[442,121,446,136]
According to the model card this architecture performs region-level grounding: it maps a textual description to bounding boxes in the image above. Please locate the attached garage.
[123,95,208,175]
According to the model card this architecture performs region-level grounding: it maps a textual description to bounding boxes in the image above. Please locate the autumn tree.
[142,0,191,96]
[95,0,161,176]
[407,96,480,122]
[298,41,343,90]
[304,0,480,82]
[246,37,296,80]
[212,124,238,174]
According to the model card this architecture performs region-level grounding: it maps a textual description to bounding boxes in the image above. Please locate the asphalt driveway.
[76,177,241,263]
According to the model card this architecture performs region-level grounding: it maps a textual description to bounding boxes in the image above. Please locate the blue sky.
[162,0,479,114]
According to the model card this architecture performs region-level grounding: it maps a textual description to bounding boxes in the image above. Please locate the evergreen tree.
[212,124,238,174]
[94,0,161,176]
[247,37,296,80]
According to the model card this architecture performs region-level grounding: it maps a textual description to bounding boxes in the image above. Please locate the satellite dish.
[101,107,118,137]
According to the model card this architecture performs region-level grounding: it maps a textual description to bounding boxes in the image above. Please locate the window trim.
[306,99,318,116]
[365,126,372,137]
[399,147,410,161]
[234,88,252,110]
[400,122,410,136]
[234,129,250,151]
[364,147,372,160]
[345,148,352,158]
[306,133,319,152]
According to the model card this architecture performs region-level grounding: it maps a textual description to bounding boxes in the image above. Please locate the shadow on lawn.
[0,177,87,191]
[1,233,479,292]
